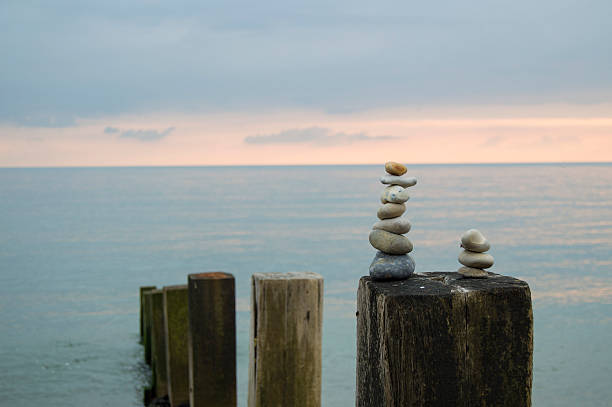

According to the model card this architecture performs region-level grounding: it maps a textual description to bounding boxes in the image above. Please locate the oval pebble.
[372,217,411,234]
[369,229,413,254]
[458,250,494,269]
[369,251,415,280]
[377,203,406,220]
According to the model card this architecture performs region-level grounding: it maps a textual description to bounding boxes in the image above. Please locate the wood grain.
[140,286,156,341]
[163,285,189,407]
[248,272,323,407]
[150,289,168,398]
[356,272,533,407]
[188,272,236,407]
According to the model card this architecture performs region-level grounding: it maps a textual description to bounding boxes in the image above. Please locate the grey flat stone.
[457,266,488,278]
[380,175,417,188]
[458,250,494,269]
[369,251,415,280]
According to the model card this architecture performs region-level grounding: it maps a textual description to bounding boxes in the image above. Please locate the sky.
[1,0,611,166]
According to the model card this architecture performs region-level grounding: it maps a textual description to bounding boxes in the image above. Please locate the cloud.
[104,126,120,134]
[117,127,175,142]
[481,135,505,147]
[245,127,396,146]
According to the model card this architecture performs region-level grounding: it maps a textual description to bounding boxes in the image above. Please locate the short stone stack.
[457,229,494,278]
[368,161,417,280]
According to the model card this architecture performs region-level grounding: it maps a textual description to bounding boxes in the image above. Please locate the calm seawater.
[1,164,611,406]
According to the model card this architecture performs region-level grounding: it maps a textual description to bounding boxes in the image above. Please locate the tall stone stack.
[368,161,417,280]
[457,229,494,278]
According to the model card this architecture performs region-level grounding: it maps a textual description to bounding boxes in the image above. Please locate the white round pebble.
[380,185,410,204]
[460,229,490,253]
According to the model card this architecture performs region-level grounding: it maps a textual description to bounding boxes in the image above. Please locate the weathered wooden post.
[163,285,189,407]
[188,272,236,407]
[140,286,156,341]
[248,272,323,407]
[356,272,533,407]
[143,290,154,365]
[150,289,168,398]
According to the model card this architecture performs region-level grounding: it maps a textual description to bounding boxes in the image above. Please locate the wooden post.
[140,286,156,341]
[356,272,533,407]
[188,272,236,407]
[163,285,189,407]
[248,272,323,407]
[151,289,168,398]
[143,290,154,365]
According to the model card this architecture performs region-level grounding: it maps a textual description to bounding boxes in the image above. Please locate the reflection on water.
[0,164,611,406]
[525,274,612,305]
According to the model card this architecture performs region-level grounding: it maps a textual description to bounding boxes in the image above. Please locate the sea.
[0,164,611,406]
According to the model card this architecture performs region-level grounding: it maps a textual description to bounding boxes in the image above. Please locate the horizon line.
[1,161,611,169]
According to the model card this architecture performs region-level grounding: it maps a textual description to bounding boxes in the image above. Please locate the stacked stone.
[457,229,494,278]
[368,161,417,281]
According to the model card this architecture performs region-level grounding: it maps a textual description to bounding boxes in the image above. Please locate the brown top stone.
[384,161,407,176]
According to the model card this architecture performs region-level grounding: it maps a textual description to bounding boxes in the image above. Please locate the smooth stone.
[372,217,411,234]
[460,229,490,253]
[377,203,406,220]
[385,161,407,176]
[369,251,415,281]
[369,229,413,254]
[380,185,410,204]
[458,250,494,269]
[380,175,417,188]
[457,266,488,278]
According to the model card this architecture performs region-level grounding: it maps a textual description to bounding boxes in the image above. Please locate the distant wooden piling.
[188,272,236,407]
[356,272,533,407]
[150,289,168,398]
[143,291,154,365]
[163,285,189,407]
[140,286,156,341]
[248,272,323,407]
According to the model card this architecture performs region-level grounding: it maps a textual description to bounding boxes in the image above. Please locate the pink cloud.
[1,106,611,166]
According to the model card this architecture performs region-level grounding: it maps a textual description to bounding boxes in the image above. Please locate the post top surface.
[163,284,188,291]
[252,271,323,280]
[150,289,163,295]
[361,272,529,297]
[189,271,234,280]
[140,286,156,291]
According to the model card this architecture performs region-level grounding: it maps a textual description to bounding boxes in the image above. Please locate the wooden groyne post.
[140,286,156,341]
[163,285,189,407]
[356,272,533,407]
[188,272,236,407]
[150,289,168,398]
[143,290,155,365]
[248,272,323,407]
